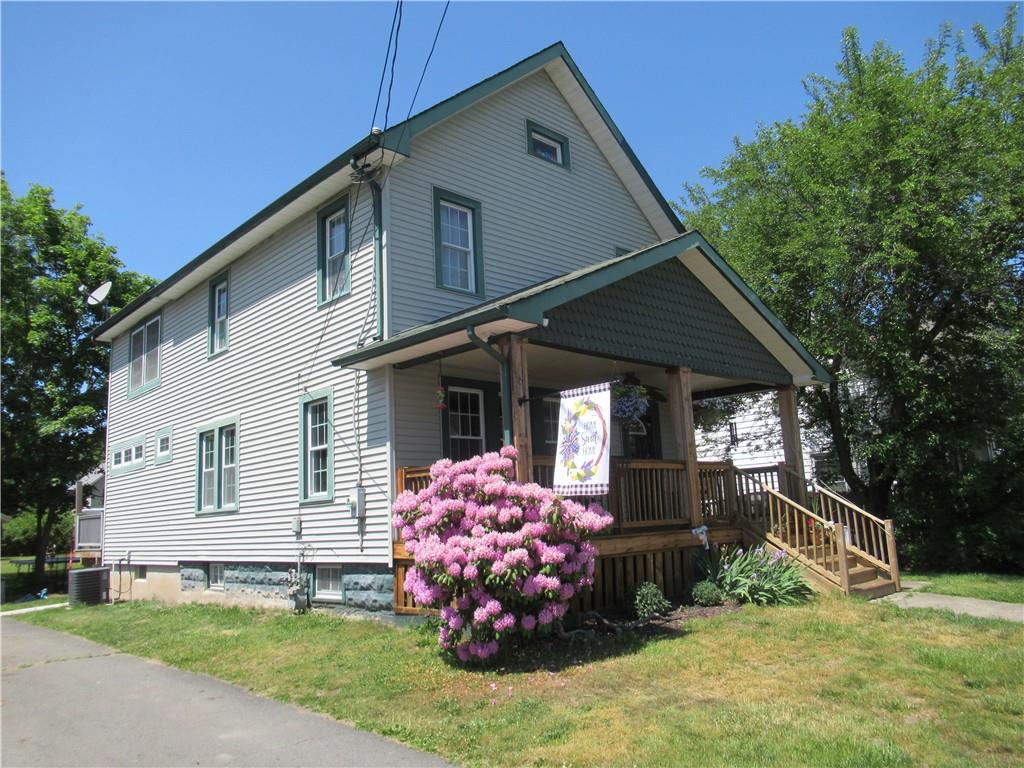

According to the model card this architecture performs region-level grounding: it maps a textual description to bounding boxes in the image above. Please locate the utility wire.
[370,1,401,133]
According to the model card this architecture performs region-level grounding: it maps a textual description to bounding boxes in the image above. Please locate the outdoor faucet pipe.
[466,326,513,447]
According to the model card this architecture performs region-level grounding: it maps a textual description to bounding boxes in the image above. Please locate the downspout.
[466,326,512,446]
[369,178,384,341]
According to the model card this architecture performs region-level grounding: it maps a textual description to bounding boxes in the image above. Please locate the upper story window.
[128,316,160,395]
[196,418,239,513]
[433,188,484,296]
[299,388,334,504]
[209,274,229,356]
[316,195,350,305]
[111,436,145,475]
[526,120,570,169]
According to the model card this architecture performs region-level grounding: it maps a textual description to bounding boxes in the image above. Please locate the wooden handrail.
[733,466,834,528]
[813,482,887,526]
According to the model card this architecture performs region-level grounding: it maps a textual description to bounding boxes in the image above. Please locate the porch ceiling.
[420,343,757,396]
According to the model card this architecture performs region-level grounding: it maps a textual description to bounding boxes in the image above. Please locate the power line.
[380,0,404,165]
[370,1,401,133]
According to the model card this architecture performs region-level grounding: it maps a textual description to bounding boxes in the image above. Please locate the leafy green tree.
[1,177,155,579]
[679,9,1023,569]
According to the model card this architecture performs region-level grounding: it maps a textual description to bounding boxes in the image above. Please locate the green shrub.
[715,546,813,606]
[0,510,73,556]
[633,581,672,621]
[692,579,725,607]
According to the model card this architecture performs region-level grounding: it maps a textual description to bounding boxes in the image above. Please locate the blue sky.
[2,2,1012,280]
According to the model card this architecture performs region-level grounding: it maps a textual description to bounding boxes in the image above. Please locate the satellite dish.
[85,281,112,306]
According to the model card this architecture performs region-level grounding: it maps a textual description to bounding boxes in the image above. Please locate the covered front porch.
[331,233,865,613]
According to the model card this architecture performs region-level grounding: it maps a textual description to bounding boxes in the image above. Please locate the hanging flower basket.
[611,382,650,424]
[435,385,447,410]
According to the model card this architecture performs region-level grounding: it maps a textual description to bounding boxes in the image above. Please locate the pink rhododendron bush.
[392,445,613,663]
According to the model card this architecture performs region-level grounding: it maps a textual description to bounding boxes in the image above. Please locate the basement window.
[315,566,343,600]
[209,563,224,589]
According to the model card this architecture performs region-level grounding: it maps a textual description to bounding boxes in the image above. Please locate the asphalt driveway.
[1,619,450,767]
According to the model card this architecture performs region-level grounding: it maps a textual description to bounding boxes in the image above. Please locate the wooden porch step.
[850,576,898,599]
[847,564,878,585]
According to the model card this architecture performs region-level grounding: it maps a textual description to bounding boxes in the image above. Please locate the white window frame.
[324,209,349,300]
[299,389,333,504]
[530,131,562,164]
[209,563,225,590]
[155,427,173,464]
[315,566,344,601]
[542,397,560,445]
[306,399,329,498]
[439,201,475,292]
[128,316,161,394]
[447,386,486,460]
[196,417,239,514]
[210,278,229,355]
[110,437,145,475]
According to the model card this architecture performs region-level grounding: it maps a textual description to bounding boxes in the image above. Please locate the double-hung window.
[526,120,570,169]
[128,316,161,394]
[316,196,349,304]
[447,387,486,461]
[196,419,239,513]
[209,275,229,355]
[433,188,483,295]
[299,389,333,503]
[155,427,173,464]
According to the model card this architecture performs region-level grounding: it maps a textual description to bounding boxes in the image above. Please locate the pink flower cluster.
[393,445,613,662]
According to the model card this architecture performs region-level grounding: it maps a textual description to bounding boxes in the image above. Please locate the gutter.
[466,326,512,446]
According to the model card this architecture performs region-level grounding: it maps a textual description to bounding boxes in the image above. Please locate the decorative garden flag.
[553,382,611,496]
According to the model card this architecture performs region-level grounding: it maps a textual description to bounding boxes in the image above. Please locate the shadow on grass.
[1,570,69,605]
[421,615,692,676]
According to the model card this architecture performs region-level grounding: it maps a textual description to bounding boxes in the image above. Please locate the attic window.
[526,120,569,168]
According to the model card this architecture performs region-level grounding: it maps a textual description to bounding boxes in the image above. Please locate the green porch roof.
[331,232,831,387]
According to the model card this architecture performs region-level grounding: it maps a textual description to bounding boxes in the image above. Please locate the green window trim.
[316,194,351,307]
[433,187,485,297]
[109,434,147,476]
[207,271,230,358]
[298,387,335,505]
[525,119,570,169]
[154,426,174,465]
[126,314,162,399]
[194,415,240,515]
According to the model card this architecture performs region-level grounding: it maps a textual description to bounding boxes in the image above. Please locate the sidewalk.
[2,620,450,767]
[877,582,1024,623]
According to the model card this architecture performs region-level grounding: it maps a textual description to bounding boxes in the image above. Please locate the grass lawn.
[904,572,1024,604]
[1,555,76,608]
[15,595,1023,767]
[1,594,67,611]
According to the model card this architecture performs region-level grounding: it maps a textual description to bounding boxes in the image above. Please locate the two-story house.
[91,43,896,609]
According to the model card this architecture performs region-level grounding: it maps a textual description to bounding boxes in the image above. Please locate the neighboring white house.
[94,43,831,610]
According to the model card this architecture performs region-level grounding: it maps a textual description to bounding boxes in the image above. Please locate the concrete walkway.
[877,584,1024,623]
[1,620,450,767]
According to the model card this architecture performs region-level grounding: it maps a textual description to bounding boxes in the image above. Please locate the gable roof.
[331,231,832,388]
[94,42,682,343]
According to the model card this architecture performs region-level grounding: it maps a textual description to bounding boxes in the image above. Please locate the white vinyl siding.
[128,316,161,394]
[102,194,392,567]
[388,69,659,332]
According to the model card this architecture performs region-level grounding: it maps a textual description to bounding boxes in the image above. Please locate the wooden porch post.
[777,385,807,506]
[667,367,702,527]
[500,336,533,482]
